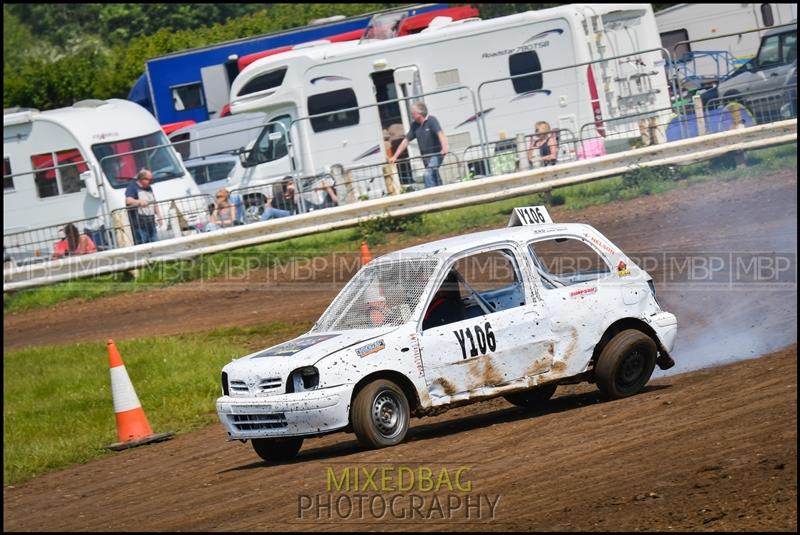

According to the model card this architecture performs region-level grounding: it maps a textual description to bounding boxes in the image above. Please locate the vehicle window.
[56,149,88,194]
[171,82,204,112]
[238,68,287,97]
[783,32,796,64]
[308,88,359,133]
[31,153,58,198]
[423,249,524,330]
[4,158,13,192]
[187,164,209,185]
[313,259,439,331]
[207,161,236,181]
[757,34,782,67]
[760,4,774,27]
[170,132,191,159]
[246,115,291,165]
[528,238,610,289]
[92,131,184,188]
[509,51,543,94]
[660,29,690,61]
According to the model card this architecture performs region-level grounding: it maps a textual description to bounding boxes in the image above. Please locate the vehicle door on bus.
[241,112,294,181]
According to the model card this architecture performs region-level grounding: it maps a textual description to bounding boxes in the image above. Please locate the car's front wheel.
[251,436,304,462]
[595,329,657,399]
[504,382,558,408]
[351,379,410,449]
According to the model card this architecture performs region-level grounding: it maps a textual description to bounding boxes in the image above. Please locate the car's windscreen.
[313,259,438,331]
[92,131,185,188]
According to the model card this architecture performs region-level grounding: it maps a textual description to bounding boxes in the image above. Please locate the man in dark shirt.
[390,102,449,188]
[125,169,163,244]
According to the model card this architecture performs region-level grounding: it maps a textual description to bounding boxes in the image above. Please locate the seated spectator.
[302,176,339,211]
[53,223,96,259]
[271,176,299,214]
[260,195,292,222]
[205,188,238,232]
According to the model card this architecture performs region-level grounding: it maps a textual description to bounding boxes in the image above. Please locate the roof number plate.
[508,206,553,227]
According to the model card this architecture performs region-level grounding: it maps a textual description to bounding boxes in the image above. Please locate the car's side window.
[527,238,610,289]
[757,34,782,67]
[422,248,524,330]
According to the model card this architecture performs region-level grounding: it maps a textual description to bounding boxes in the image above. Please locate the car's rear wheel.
[504,382,558,408]
[351,379,409,449]
[251,436,304,462]
[595,329,657,399]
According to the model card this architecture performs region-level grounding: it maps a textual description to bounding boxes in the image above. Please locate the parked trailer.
[656,3,797,87]
[228,3,672,200]
[3,99,203,263]
[127,4,452,126]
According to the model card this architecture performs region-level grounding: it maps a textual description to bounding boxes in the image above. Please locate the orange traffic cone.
[105,339,174,451]
[360,241,373,265]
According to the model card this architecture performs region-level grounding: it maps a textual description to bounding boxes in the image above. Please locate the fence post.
[112,210,134,249]
[693,94,706,136]
[516,133,530,171]
[383,164,401,195]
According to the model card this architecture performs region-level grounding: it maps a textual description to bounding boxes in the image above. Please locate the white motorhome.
[656,3,797,86]
[3,99,203,261]
[229,4,672,199]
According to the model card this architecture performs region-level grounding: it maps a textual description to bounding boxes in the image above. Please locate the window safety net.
[314,259,439,331]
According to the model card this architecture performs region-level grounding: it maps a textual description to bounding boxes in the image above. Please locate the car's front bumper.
[216,384,352,439]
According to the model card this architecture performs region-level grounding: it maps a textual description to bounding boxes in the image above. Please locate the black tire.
[504,382,558,408]
[595,329,657,399]
[351,379,410,449]
[251,436,303,462]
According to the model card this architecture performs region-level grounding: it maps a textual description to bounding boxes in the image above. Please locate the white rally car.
[217,206,677,461]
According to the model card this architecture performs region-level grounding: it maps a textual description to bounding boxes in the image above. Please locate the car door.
[418,245,555,405]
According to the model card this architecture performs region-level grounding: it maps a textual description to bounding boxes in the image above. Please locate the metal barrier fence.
[704,84,798,126]
[5,119,795,290]
[477,46,678,148]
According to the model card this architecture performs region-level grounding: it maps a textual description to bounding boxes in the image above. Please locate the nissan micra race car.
[217,206,677,462]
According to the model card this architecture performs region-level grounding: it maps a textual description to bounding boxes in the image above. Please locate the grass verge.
[3,321,311,486]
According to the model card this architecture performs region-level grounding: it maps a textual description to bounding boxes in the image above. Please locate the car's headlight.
[286,366,319,393]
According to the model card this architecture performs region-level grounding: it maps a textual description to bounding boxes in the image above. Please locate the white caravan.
[656,3,797,86]
[4,99,202,260]
[228,4,672,199]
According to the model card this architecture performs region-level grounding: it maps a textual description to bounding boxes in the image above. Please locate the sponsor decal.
[92,132,119,140]
[253,334,341,358]
[356,339,386,358]
[353,144,381,162]
[456,108,495,128]
[569,287,597,298]
[310,75,351,85]
[523,28,564,43]
[588,234,616,255]
[510,89,552,103]
[617,260,631,277]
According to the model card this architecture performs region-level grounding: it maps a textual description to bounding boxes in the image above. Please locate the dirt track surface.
[3,169,798,531]
[4,346,797,531]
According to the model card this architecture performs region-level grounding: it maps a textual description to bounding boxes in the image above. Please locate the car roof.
[376,223,599,263]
